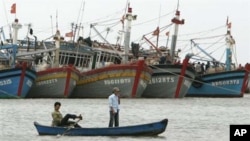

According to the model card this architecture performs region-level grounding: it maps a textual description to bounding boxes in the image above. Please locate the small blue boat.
[34,119,168,136]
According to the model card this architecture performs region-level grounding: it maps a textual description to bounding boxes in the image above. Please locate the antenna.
[56,10,58,31]
[50,15,54,35]
[177,0,180,10]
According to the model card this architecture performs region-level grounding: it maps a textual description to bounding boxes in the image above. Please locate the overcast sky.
[1,0,249,65]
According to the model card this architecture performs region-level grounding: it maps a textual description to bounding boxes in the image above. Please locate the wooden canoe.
[34,118,168,136]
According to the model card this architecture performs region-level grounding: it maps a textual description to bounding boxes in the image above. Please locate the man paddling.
[51,102,82,127]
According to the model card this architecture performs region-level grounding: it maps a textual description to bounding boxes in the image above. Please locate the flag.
[11,3,16,14]
[165,31,170,36]
[152,27,159,36]
[65,31,73,37]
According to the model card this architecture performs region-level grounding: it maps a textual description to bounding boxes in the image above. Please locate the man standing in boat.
[108,87,120,127]
[51,102,82,127]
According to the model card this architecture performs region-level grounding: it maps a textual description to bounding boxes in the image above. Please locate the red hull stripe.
[131,60,145,98]
[64,67,71,97]
[241,64,250,96]
[175,58,189,98]
[18,63,27,96]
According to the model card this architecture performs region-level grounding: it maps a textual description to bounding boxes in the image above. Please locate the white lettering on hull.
[149,77,175,84]
[184,80,191,87]
[26,80,33,87]
[0,79,12,86]
[104,78,131,85]
[140,80,147,88]
[211,79,240,86]
[37,79,58,86]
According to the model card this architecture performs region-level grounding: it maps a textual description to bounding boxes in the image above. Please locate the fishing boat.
[73,59,151,98]
[72,6,152,98]
[0,45,36,98]
[141,9,196,98]
[34,118,168,136]
[0,19,37,98]
[27,66,80,98]
[25,31,92,98]
[245,74,250,93]
[186,20,250,97]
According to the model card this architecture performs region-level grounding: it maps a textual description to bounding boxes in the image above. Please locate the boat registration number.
[0,79,12,86]
[149,77,174,84]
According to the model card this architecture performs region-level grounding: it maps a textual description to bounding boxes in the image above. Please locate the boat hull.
[186,69,249,97]
[0,66,36,98]
[72,60,152,98]
[142,64,195,98]
[34,119,168,136]
[27,66,80,98]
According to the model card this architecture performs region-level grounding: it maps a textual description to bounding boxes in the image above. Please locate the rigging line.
[2,1,9,25]
[95,20,121,27]
[218,47,226,62]
[90,21,120,39]
[142,23,173,37]
[191,34,226,41]
[200,36,225,52]
[83,9,125,25]
[149,64,245,94]
[180,25,225,37]
[76,0,85,25]
[210,42,226,53]
[188,40,225,57]
[133,10,175,26]
[2,0,12,39]
[91,18,121,25]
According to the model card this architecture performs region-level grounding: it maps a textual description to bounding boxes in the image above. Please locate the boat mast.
[170,6,184,63]
[9,19,21,67]
[54,30,64,67]
[123,4,137,63]
[0,27,6,42]
[225,21,234,71]
[12,19,22,44]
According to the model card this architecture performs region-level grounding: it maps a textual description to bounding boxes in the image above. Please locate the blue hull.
[0,68,36,98]
[34,119,168,136]
[187,70,248,97]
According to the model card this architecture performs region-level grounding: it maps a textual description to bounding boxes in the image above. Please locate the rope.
[149,64,248,94]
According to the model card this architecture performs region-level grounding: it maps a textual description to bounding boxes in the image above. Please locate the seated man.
[51,102,82,127]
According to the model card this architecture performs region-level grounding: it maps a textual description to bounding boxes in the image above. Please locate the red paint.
[81,61,152,76]
[131,60,145,98]
[240,63,250,96]
[17,62,27,96]
[175,58,189,98]
[64,67,72,97]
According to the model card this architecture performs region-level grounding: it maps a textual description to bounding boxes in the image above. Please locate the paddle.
[57,119,82,137]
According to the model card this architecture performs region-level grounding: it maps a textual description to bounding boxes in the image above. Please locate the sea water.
[1,95,250,141]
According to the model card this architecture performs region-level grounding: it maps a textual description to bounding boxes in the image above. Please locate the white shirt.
[108,93,120,113]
